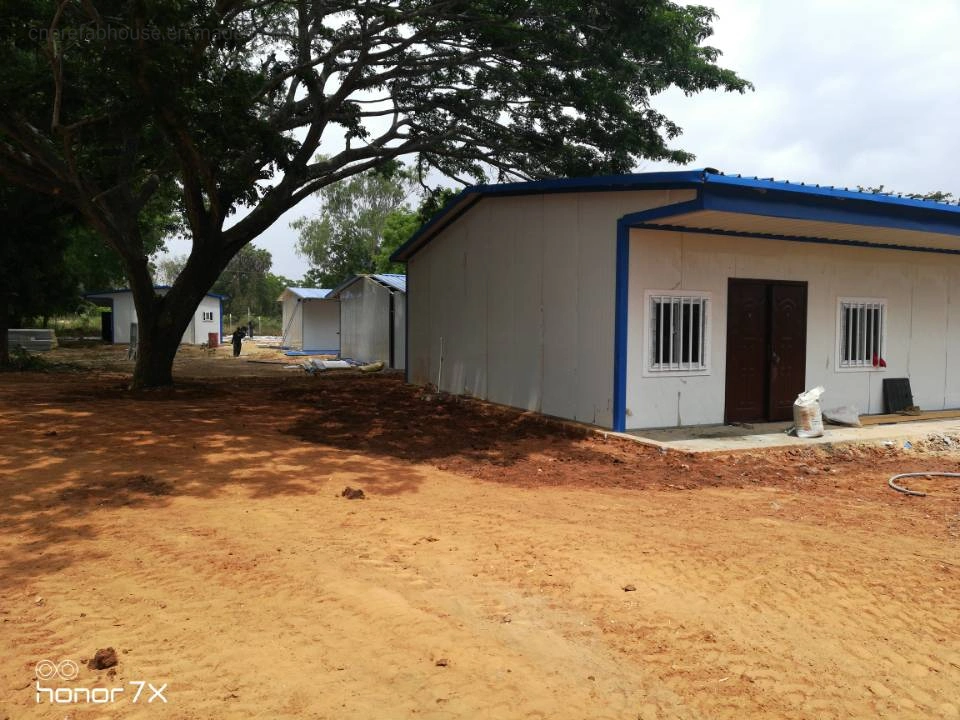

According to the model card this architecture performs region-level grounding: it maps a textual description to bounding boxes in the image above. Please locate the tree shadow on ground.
[1,369,953,586]
[0,372,426,584]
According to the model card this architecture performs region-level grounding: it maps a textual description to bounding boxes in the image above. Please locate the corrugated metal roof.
[390,168,960,262]
[284,287,332,300]
[371,273,406,292]
[328,274,406,297]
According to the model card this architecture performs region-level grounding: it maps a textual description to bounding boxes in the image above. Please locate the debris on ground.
[88,647,118,670]
[341,487,365,500]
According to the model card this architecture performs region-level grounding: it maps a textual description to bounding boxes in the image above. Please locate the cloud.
[647,0,960,196]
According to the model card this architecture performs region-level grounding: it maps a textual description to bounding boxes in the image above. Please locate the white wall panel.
[392,293,406,370]
[339,278,390,362]
[407,253,431,384]
[908,267,948,409]
[281,298,303,348]
[113,294,136,344]
[945,267,960,407]
[406,188,696,427]
[540,196,581,420]
[626,230,960,428]
[302,299,340,352]
[189,296,221,344]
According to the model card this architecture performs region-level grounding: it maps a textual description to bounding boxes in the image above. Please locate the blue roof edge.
[389,169,710,262]
[390,168,960,262]
[84,285,228,300]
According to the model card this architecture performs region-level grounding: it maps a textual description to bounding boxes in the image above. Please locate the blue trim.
[219,296,224,343]
[613,197,705,432]
[701,187,960,238]
[84,285,228,300]
[404,271,410,379]
[635,222,960,256]
[612,221,630,433]
[391,170,713,262]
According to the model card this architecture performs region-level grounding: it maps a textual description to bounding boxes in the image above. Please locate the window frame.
[835,296,887,372]
[201,310,214,322]
[642,290,712,377]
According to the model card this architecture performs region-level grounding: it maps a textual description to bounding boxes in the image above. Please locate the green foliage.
[293,163,418,287]
[210,245,287,319]
[374,210,422,274]
[0,184,79,329]
[414,188,459,224]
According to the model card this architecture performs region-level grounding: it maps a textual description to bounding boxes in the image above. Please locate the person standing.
[231,326,246,357]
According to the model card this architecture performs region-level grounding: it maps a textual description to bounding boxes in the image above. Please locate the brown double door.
[724,279,807,423]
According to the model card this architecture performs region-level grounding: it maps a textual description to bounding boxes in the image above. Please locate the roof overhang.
[391,169,960,262]
[623,183,960,254]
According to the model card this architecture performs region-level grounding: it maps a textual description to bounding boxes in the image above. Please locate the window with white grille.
[647,293,709,373]
[202,311,214,322]
[837,298,886,369]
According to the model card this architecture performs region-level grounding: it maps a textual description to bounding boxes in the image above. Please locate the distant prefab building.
[330,274,406,369]
[85,287,223,345]
[278,287,340,352]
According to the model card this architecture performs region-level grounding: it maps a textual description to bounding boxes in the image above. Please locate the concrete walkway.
[626,417,960,453]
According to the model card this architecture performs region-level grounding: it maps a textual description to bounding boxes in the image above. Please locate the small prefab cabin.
[391,169,960,431]
[85,287,223,345]
[278,287,340,352]
[330,274,406,369]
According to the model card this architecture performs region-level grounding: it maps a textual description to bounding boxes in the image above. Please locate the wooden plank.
[860,409,960,426]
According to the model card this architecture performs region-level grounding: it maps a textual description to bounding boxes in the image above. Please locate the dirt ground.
[1,344,958,719]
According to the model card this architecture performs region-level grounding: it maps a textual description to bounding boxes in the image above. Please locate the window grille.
[649,294,708,372]
[839,299,885,368]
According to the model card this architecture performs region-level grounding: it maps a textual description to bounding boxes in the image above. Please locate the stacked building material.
[8,329,58,352]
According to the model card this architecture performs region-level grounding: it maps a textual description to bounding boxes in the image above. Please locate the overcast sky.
[165,0,960,280]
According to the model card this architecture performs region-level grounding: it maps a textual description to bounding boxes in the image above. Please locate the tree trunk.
[131,316,183,389]
[126,241,227,390]
[0,301,9,367]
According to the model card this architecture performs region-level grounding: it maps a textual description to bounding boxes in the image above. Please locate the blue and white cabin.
[391,169,960,431]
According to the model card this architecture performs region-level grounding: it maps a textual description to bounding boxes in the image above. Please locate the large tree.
[0,0,750,388]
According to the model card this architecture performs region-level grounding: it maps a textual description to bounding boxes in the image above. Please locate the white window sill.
[642,369,712,378]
